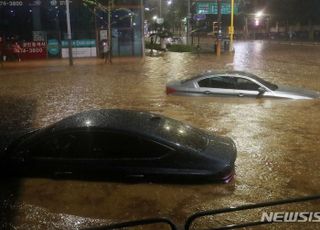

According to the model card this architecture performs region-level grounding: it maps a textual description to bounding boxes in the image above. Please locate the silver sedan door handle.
[204,91,212,95]
[238,93,244,97]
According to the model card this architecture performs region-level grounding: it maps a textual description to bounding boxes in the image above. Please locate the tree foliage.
[267,0,320,25]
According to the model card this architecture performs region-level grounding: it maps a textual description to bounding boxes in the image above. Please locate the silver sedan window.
[198,76,235,89]
[235,78,260,91]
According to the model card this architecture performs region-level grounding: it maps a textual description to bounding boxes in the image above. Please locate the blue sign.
[193,14,206,21]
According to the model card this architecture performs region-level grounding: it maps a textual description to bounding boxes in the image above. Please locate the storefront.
[0,0,144,59]
[95,0,144,57]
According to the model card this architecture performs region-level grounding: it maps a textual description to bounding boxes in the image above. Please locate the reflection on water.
[0,41,319,229]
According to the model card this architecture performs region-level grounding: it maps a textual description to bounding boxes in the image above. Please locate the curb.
[266,40,320,46]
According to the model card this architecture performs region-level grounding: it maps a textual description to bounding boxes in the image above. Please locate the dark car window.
[88,132,172,159]
[27,131,172,160]
[198,76,235,89]
[236,78,260,91]
[25,132,87,158]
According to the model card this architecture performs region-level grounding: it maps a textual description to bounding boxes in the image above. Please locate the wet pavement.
[0,41,320,229]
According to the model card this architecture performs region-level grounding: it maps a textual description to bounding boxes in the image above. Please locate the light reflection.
[233,41,264,70]
[255,10,264,18]
[178,129,185,134]
[255,19,260,26]
[85,120,92,126]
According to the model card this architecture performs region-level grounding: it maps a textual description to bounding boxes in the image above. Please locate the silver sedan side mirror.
[257,87,267,97]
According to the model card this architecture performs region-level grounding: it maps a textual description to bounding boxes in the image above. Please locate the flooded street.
[0,41,320,229]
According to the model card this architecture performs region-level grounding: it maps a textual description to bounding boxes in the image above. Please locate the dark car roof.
[31,109,209,152]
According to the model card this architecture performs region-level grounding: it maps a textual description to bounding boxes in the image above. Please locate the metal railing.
[83,194,320,230]
[82,217,178,230]
[185,194,320,230]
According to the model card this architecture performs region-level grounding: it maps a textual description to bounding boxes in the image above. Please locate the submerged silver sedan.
[166,71,320,99]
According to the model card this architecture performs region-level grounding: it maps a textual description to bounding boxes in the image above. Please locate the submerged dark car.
[0,109,237,183]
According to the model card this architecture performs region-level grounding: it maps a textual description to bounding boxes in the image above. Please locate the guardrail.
[82,194,320,230]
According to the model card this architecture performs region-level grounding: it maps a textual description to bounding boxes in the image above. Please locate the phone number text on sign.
[21,41,47,59]
[0,1,23,6]
[22,48,44,53]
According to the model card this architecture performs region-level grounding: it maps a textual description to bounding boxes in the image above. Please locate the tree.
[164,0,188,35]
[267,0,320,25]
[267,0,320,40]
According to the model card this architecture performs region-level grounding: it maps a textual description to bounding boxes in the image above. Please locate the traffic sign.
[193,14,206,21]
[156,18,164,24]
[196,1,239,15]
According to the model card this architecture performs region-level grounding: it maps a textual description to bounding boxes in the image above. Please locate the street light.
[254,11,263,27]
[255,10,263,18]
[152,15,158,21]
[167,0,172,6]
[253,10,264,39]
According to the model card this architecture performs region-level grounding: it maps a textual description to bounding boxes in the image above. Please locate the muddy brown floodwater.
[0,41,319,229]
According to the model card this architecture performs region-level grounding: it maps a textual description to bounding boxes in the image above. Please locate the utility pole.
[229,0,234,52]
[159,0,166,49]
[187,0,191,45]
[107,0,112,63]
[140,0,145,57]
[216,0,222,56]
[244,16,248,39]
[94,7,99,57]
[65,0,73,66]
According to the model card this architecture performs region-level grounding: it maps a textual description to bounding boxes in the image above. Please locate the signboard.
[47,38,60,57]
[20,41,47,59]
[156,18,164,24]
[0,0,73,7]
[61,39,96,58]
[49,0,73,6]
[61,48,97,58]
[100,30,108,40]
[196,1,239,15]
[61,39,96,48]
[32,31,46,41]
[193,14,206,21]
[0,1,23,6]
